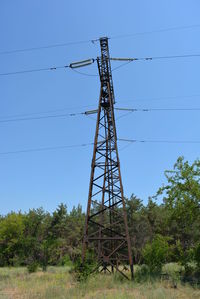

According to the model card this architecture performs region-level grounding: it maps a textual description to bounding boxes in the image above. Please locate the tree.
[142,234,169,274]
[23,208,52,270]
[155,157,200,251]
[48,203,69,264]
[126,195,150,263]
[194,242,200,270]
[66,204,85,261]
[0,212,25,266]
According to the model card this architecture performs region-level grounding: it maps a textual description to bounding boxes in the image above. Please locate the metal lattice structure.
[82,37,133,280]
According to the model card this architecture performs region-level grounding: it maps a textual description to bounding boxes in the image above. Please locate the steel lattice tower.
[82,37,133,280]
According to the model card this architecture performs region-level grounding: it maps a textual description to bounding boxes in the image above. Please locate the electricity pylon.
[82,37,134,280]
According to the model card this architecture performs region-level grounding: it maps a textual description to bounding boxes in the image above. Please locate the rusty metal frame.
[82,37,134,280]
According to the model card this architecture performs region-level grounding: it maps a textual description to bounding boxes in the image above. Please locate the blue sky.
[0,0,200,214]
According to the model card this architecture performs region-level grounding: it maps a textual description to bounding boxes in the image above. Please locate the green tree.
[66,204,85,261]
[155,157,200,251]
[48,203,69,264]
[194,242,200,270]
[142,234,169,274]
[23,208,52,270]
[126,195,150,263]
[0,212,25,266]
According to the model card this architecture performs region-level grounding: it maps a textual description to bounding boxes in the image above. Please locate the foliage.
[194,243,200,270]
[155,156,200,251]
[0,156,200,281]
[27,261,39,273]
[0,212,25,266]
[23,208,52,271]
[142,235,169,274]
[1,266,200,299]
[135,264,150,282]
[0,204,85,269]
[59,254,73,267]
[72,251,98,282]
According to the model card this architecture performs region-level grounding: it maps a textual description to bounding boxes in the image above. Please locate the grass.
[0,265,200,299]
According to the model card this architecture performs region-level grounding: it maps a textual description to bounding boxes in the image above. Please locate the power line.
[110,54,200,63]
[115,107,200,112]
[0,112,85,123]
[0,65,69,76]
[1,53,200,77]
[112,61,132,72]
[0,104,96,120]
[116,111,133,121]
[1,93,199,120]
[1,139,199,156]
[1,24,200,56]
[1,106,200,124]
[0,108,100,123]
[109,24,200,40]
[0,58,96,77]
[145,54,200,60]
[71,68,98,77]
[0,39,96,55]
[118,94,200,104]
[118,138,200,144]
[0,143,93,156]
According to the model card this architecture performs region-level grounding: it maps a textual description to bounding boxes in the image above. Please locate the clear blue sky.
[0,0,200,214]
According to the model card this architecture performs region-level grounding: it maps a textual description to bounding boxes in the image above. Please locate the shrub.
[135,264,150,282]
[72,251,98,282]
[194,243,200,270]
[59,254,73,267]
[142,235,169,274]
[27,262,39,273]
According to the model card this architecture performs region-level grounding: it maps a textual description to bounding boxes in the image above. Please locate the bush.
[135,264,150,282]
[59,254,73,267]
[27,262,39,273]
[142,235,169,274]
[194,243,200,270]
[72,251,98,282]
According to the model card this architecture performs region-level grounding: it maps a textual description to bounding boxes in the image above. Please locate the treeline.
[0,156,200,272]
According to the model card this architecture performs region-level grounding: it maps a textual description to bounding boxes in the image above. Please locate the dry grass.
[0,266,200,299]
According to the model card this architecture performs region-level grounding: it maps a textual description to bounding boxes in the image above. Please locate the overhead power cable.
[0,109,98,123]
[1,106,200,124]
[0,58,95,77]
[0,39,96,55]
[1,24,200,56]
[0,112,85,123]
[1,53,199,77]
[1,139,200,156]
[118,138,200,144]
[109,24,200,40]
[1,93,199,120]
[0,65,69,76]
[2,93,199,120]
[119,94,200,104]
[71,68,98,77]
[112,61,132,72]
[115,107,200,112]
[2,53,197,77]
[0,104,96,120]
[110,54,200,63]
[0,143,93,156]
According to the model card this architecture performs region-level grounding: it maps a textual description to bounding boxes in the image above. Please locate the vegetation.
[0,156,200,296]
[0,203,85,269]
[142,235,169,274]
[72,251,98,281]
[0,266,200,299]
